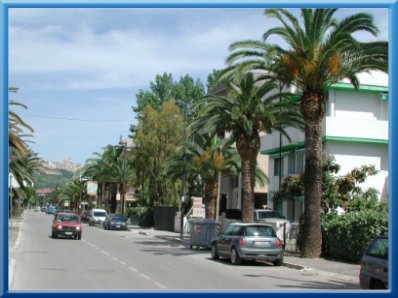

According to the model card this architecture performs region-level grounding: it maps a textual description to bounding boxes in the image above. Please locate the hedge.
[321,210,388,263]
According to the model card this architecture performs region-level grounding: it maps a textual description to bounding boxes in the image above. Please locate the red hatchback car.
[52,213,82,240]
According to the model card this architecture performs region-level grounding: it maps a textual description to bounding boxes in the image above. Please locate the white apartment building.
[261,72,389,222]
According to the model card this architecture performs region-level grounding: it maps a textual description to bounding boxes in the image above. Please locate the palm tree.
[84,145,134,213]
[189,73,303,223]
[223,8,388,257]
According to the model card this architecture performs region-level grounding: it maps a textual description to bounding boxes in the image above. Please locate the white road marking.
[155,282,167,289]
[129,267,138,272]
[139,274,151,280]
[119,261,127,266]
[82,239,86,242]
[95,247,99,250]
[101,251,110,256]
[112,257,119,261]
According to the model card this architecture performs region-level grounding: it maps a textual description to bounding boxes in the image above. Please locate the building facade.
[261,76,389,222]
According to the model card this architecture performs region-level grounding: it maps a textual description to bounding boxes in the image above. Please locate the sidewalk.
[130,225,360,285]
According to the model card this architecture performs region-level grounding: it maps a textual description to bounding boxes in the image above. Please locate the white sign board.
[193,208,205,218]
[192,197,203,207]
[192,197,205,218]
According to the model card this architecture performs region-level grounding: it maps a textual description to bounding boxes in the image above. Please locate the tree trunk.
[105,183,110,212]
[204,180,218,220]
[236,133,260,223]
[97,183,103,207]
[110,183,117,213]
[300,92,326,258]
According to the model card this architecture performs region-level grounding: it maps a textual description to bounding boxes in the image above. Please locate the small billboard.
[87,182,98,195]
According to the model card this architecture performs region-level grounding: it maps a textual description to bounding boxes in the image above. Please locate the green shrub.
[321,210,388,263]
[130,207,154,227]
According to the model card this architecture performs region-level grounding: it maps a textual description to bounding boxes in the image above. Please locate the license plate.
[116,225,120,228]
[65,232,72,235]
[254,241,270,246]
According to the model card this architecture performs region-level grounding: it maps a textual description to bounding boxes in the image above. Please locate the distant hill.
[33,168,75,189]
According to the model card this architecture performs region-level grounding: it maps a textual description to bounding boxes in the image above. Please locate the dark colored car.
[41,207,47,212]
[103,214,128,230]
[81,211,92,223]
[360,234,388,289]
[52,213,82,240]
[211,223,284,266]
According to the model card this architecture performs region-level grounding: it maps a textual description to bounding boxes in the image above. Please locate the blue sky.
[8,8,389,165]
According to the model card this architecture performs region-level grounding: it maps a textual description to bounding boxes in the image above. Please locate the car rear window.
[110,215,125,220]
[57,215,79,223]
[257,211,283,219]
[243,226,276,237]
[366,237,388,260]
[94,212,107,217]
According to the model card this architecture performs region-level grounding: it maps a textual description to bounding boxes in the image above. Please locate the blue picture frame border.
[1,1,396,298]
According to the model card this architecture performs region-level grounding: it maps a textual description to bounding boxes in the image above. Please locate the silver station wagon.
[211,223,284,266]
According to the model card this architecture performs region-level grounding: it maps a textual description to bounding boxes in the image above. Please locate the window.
[94,212,107,217]
[274,158,284,176]
[366,238,388,260]
[231,226,242,236]
[296,153,304,174]
[243,226,276,237]
[223,225,234,236]
[257,211,283,219]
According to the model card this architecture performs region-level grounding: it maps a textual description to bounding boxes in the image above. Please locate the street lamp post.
[79,175,83,215]
[176,99,188,240]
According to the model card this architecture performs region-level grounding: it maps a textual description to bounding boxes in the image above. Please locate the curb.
[9,258,16,289]
[303,268,359,284]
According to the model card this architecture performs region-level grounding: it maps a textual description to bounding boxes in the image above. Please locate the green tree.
[189,73,303,223]
[130,73,206,137]
[133,100,184,207]
[223,8,388,258]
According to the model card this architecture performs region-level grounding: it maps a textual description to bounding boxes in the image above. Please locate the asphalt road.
[9,210,361,291]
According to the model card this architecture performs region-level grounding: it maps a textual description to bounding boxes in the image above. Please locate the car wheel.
[372,281,386,289]
[273,257,284,266]
[53,232,58,238]
[230,248,242,265]
[77,235,81,240]
[211,244,220,260]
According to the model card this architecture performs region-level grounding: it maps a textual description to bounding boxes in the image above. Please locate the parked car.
[81,211,92,223]
[63,210,72,213]
[211,223,284,266]
[89,209,107,226]
[34,207,39,212]
[254,208,291,244]
[360,234,388,289]
[46,206,56,215]
[51,213,82,240]
[41,207,47,212]
[103,214,127,230]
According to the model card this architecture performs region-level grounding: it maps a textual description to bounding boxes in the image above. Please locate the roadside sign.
[192,197,205,218]
[87,181,98,195]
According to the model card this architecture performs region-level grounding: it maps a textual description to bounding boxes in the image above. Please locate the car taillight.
[82,216,86,218]
[277,240,281,247]
[240,238,245,247]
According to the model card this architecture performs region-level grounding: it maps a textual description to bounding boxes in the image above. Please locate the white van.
[89,208,107,226]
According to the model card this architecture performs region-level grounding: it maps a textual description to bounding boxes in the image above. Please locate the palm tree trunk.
[204,180,218,220]
[105,183,110,212]
[300,92,326,258]
[236,133,260,223]
[110,183,117,213]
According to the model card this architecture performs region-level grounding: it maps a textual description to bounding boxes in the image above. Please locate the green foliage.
[273,155,380,213]
[129,206,154,227]
[321,210,388,263]
[133,100,184,207]
[33,169,74,189]
[130,72,206,137]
